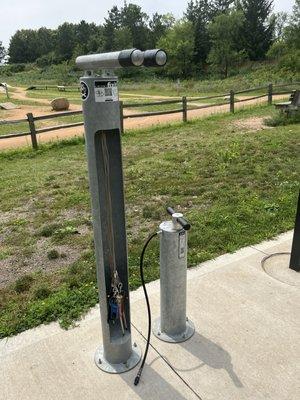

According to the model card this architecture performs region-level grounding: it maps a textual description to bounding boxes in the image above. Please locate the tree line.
[1,0,299,78]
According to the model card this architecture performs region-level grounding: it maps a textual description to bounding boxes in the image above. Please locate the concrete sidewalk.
[1,231,299,400]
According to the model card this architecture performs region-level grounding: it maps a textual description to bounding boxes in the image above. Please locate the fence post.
[230,90,235,113]
[27,113,38,150]
[182,96,187,122]
[268,83,273,105]
[119,101,124,134]
[4,84,9,99]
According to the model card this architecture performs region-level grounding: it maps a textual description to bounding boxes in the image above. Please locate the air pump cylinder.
[153,210,195,343]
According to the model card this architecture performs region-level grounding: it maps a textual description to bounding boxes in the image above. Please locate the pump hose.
[134,231,158,386]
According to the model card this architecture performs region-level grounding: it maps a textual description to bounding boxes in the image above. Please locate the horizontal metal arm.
[76,48,167,70]
[76,49,144,70]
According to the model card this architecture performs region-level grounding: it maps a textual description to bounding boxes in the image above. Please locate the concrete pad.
[132,232,300,400]
[262,252,300,287]
[250,231,293,255]
[1,231,299,400]
[1,315,199,400]
[0,102,20,110]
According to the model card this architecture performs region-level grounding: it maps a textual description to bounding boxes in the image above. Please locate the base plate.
[94,343,141,374]
[152,317,195,343]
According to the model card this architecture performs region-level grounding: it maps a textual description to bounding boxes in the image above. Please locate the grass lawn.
[0,104,299,338]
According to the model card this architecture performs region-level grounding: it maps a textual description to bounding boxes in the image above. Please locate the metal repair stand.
[81,72,141,373]
[76,49,167,374]
[153,207,195,343]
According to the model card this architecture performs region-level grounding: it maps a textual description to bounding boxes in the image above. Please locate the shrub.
[264,111,300,126]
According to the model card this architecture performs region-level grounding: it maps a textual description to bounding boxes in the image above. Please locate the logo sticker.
[80,82,89,101]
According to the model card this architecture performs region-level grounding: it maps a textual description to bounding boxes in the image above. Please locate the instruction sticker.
[94,80,118,102]
[178,231,186,259]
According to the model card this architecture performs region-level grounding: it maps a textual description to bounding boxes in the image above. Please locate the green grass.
[0,104,299,338]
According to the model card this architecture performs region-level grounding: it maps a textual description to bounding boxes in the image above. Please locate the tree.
[55,23,76,61]
[103,6,122,51]
[120,2,150,49]
[74,21,98,54]
[148,13,175,47]
[158,20,195,78]
[0,41,6,63]
[211,0,234,15]
[36,28,55,58]
[267,0,300,68]
[103,3,150,51]
[285,0,300,50]
[239,0,275,60]
[273,12,289,40]
[8,30,40,63]
[185,1,213,72]
[208,11,246,78]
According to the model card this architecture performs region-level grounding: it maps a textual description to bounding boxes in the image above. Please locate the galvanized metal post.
[76,48,167,374]
[290,191,300,272]
[80,74,141,373]
[119,100,124,134]
[153,211,194,343]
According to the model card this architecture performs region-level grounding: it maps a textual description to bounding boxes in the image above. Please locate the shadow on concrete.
[176,331,243,388]
[120,357,199,400]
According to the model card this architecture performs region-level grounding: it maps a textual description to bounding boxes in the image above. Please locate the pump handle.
[166,207,191,231]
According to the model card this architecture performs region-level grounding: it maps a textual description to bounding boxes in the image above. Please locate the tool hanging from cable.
[101,132,127,334]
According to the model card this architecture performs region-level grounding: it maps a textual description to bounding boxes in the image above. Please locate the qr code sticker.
[94,81,118,102]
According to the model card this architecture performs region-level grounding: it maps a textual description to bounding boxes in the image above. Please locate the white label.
[178,231,186,259]
[94,80,118,102]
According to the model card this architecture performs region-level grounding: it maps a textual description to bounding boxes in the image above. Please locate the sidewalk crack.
[250,245,269,256]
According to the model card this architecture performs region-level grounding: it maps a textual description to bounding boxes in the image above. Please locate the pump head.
[166,207,191,231]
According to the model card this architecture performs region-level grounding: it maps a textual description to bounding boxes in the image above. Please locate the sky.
[0,0,296,48]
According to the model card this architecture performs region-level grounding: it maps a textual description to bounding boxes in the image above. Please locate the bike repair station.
[76,48,195,385]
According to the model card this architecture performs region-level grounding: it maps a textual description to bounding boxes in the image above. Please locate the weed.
[33,286,52,300]
[53,226,79,239]
[39,223,60,238]
[14,275,34,293]
[47,249,60,260]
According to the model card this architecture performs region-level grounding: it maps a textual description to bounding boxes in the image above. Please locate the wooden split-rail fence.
[0,82,298,150]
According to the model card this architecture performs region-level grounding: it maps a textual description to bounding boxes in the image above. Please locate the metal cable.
[101,132,118,281]
[134,232,158,386]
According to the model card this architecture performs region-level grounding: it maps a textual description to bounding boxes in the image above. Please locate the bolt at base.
[94,344,141,374]
[152,317,195,343]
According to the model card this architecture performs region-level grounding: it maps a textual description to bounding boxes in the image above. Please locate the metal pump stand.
[76,49,167,374]
[153,207,195,343]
